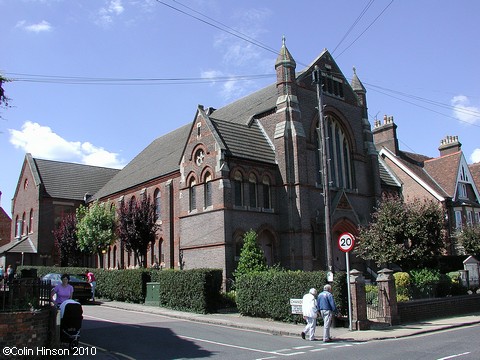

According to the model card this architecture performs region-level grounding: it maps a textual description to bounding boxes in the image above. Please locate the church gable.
[296,50,359,107]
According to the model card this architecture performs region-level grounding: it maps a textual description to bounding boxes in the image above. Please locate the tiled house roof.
[0,236,37,255]
[424,151,462,197]
[380,147,449,199]
[30,155,120,200]
[469,162,480,193]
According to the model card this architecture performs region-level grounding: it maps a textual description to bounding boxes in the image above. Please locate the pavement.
[97,300,480,342]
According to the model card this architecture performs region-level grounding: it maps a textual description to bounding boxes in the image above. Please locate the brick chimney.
[372,115,399,155]
[439,135,461,156]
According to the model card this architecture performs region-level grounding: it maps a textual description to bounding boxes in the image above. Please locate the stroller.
[60,300,83,349]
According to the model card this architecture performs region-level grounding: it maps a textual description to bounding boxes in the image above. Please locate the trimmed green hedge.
[235,269,347,322]
[17,266,222,313]
[17,266,150,303]
[151,268,222,314]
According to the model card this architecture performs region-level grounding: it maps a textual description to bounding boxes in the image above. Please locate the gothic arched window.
[317,116,353,189]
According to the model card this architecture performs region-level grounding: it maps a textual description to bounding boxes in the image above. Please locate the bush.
[394,272,411,301]
[235,269,347,323]
[409,268,441,298]
[151,268,222,314]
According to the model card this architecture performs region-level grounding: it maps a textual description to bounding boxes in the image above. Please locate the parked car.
[42,273,92,304]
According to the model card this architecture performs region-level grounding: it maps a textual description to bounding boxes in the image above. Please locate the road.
[65,305,480,360]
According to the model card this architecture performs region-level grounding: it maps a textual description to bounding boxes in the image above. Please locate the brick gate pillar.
[376,268,399,325]
[349,269,370,330]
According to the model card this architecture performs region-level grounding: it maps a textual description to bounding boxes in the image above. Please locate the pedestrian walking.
[6,265,14,285]
[51,274,74,307]
[86,269,96,302]
[301,288,318,341]
[317,284,337,342]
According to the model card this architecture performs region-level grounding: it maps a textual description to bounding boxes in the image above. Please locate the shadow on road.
[75,318,213,360]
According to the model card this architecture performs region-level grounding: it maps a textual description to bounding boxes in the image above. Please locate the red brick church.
[90,40,382,278]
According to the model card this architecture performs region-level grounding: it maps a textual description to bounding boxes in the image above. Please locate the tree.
[53,212,82,266]
[356,196,445,270]
[76,200,117,268]
[117,195,159,268]
[234,229,268,279]
[0,75,12,121]
[457,224,480,256]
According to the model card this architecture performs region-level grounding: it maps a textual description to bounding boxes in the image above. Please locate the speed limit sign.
[338,232,355,252]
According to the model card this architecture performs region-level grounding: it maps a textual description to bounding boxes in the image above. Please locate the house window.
[455,210,462,230]
[189,178,197,211]
[233,171,244,206]
[129,196,136,211]
[318,116,353,189]
[204,173,212,208]
[249,174,258,208]
[22,212,26,235]
[159,238,165,264]
[467,211,473,226]
[475,211,480,224]
[29,209,34,233]
[262,176,272,209]
[15,215,20,239]
[234,233,244,261]
[154,188,161,221]
[458,183,467,199]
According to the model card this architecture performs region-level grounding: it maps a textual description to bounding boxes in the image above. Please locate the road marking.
[180,335,303,357]
[84,314,141,328]
[310,348,327,352]
[437,352,471,360]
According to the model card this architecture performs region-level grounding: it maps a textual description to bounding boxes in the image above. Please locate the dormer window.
[458,183,467,199]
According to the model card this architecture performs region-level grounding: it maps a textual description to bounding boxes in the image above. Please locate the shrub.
[235,269,347,323]
[394,272,411,301]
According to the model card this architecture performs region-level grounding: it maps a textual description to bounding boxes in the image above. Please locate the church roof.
[93,124,191,200]
[28,155,119,201]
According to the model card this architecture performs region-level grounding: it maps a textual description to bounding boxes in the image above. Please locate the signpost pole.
[338,232,355,332]
[346,251,352,331]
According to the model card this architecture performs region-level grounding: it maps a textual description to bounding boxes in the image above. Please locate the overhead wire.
[4,0,477,129]
[332,0,376,55]
[336,0,394,58]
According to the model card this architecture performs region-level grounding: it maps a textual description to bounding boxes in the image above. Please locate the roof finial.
[353,66,357,74]
[282,35,286,47]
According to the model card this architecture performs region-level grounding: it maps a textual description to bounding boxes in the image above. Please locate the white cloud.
[96,0,125,27]
[471,148,480,163]
[9,121,124,169]
[451,95,480,125]
[16,20,53,33]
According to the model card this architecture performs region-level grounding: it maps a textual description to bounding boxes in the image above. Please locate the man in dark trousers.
[317,284,337,342]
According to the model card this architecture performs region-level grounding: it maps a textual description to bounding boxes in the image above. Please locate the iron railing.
[0,278,51,312]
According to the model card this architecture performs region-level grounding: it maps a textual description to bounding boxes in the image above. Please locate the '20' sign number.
[338,232,355,252]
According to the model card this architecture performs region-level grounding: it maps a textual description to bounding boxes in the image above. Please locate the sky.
[1,0,479,212]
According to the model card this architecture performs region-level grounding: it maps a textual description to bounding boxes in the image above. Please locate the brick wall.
[397,294,480,323]
[0,307,55,349]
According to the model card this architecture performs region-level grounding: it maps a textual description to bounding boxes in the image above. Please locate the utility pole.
[312,65,333,273]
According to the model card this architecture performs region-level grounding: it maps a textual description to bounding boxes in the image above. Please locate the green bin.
[145,282,160,306]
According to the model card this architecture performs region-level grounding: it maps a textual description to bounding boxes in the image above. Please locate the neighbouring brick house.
[0,192,12,249]
[373,115,480,254]
[0,154,119,269]
[92,41,382,280]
